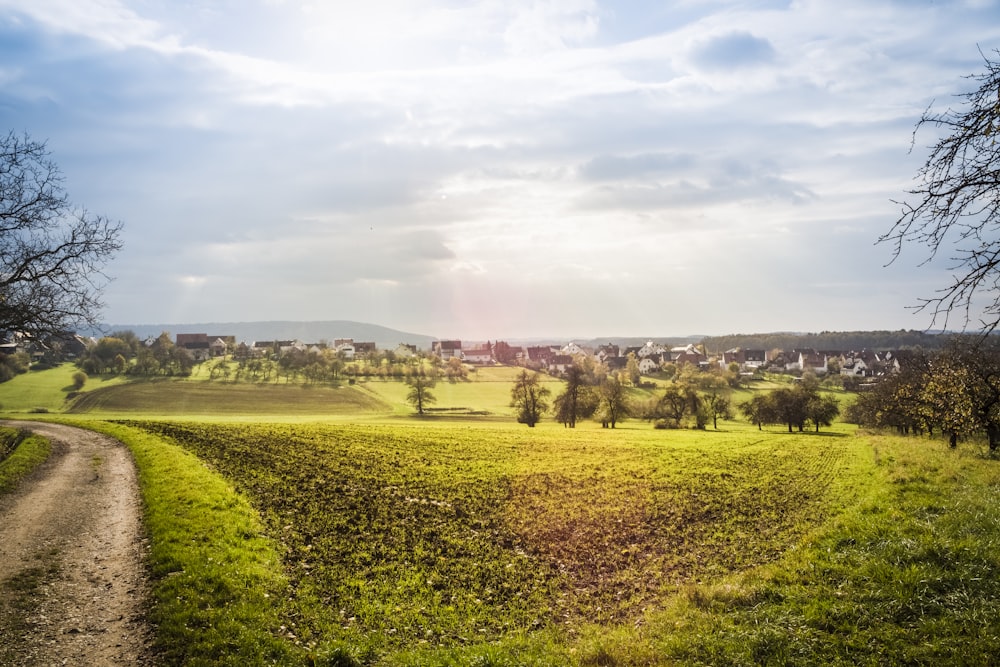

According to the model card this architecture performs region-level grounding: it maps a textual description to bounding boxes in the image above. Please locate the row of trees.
[78,332,194,377]
[739,379,841,433]
[510,360,840,431]
[510,368,633,428]
[847,339,1000,450]
[506,364,840,432]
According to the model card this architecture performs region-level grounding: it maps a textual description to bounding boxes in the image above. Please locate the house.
[840,350,872,377]
[561,342,586,356]
[394,343,418,359]
[463,346,493,364]
[788,349,828,374]
[605,356,628,372]
[433,340,462,359]
[638,341,668,358]
[354,341,377,357]
[671,344,707,367]
[525,346,554,368]
[252,340,294,357]
[491,341,520,365]
[175,333,214,362]
[721,347,767,371]
[595,344,620,363]
[336,342,356,359]
[638,357,660,374]
[549,354,573,374]
[884,349,922,374]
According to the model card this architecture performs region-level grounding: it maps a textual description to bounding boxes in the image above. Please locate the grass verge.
[55,418,301,666]
[0,427,51,494]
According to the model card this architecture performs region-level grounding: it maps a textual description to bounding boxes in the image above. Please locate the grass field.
[0,363,128,413]
[6,364,1000,664]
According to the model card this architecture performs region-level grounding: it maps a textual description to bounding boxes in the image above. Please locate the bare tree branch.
[881,49,1000,333]
[0,131,123,339]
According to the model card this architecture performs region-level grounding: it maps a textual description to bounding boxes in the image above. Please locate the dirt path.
[0,421,154,666]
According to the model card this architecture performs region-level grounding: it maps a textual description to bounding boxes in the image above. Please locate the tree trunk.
[987,424,1000,452]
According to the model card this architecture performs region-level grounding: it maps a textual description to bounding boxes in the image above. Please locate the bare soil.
[0,421,154,666]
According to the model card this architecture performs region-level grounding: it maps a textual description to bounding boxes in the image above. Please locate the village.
[0,327,919,381]
[0,330,913,379]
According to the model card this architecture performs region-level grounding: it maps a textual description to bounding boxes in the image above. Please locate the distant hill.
[95,320,438,350]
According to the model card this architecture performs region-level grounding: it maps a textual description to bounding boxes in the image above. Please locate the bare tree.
[0,131,122,338]
[880,51,1000,332]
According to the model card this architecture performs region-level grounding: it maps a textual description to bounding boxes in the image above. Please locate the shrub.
[72,370,88,390]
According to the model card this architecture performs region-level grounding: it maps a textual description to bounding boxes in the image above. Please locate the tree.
[881,51,1000,333]
[805,394,840,432]
[510,370,550,427]
[653,380,699,428]
[696,371,733,429]
[553,365,587,428]
[937,337,1000,451]
[405,374,437,415]
[625,352,641,386]
[0,132,122,338]
[771,385,811,432]
[740,393,777,430]
[595,376,630,428]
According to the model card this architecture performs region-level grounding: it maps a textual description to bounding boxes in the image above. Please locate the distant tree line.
[701,330,950,355]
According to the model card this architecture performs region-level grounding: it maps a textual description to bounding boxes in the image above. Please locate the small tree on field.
[510,370,550,427]
[554,365,587,428]
[696,371,733,429]
[71,370,87,390]
[806,394,840,432]
[596,376,630,428]
[405,374,437,415]
[740,393,776,430]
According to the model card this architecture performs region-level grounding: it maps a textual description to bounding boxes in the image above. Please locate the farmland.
[117,421,865,655]
[3,364,1000,664]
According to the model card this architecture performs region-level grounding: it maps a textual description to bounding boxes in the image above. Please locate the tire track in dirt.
[0,421,153,666]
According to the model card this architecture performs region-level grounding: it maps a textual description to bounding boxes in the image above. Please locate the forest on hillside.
[700,330,949,353]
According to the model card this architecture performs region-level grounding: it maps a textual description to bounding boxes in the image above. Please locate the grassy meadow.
[3,363,1000,664]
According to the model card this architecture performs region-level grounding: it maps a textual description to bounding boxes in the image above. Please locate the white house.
[463,347,493,364]
[639,341,667,358]
[638,357,660,375]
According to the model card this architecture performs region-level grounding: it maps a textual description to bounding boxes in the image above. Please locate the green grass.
[65,379,391,418]
[356,366,563,418]
[0,362,127,413]
[111,418,872,664]
[10,368,1000,664]
[51,418,302,666]
[0,427,51,494]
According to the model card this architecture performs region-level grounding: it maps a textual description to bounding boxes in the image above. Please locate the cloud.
[580,152,697,180]
[4,0,1000,337]
[689,30,776,70]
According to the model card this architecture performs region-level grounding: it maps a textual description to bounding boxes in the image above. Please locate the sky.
[3,0,1000,340]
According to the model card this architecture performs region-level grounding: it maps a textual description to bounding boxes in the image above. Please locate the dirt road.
[0,421,153,666]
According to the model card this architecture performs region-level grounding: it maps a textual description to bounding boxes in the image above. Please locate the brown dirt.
[0,421,154,666]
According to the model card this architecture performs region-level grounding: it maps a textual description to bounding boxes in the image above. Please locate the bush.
[72,370,88,390]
